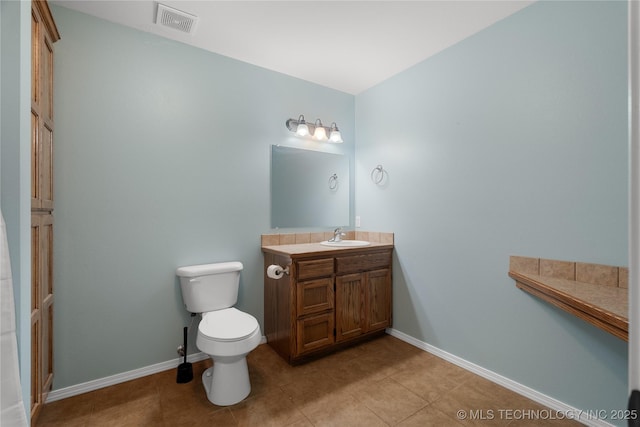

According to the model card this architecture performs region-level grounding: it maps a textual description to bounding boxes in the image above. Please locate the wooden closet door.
[31,1,59,423]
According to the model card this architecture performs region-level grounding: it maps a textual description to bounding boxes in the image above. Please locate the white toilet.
[176,261,261,406]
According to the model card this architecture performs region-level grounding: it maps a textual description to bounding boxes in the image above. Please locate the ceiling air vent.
[156,3,198,35]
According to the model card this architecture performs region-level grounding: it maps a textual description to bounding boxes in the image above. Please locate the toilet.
[176,261,261,406]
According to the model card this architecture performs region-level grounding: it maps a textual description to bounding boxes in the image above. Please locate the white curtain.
[0,211,28,426]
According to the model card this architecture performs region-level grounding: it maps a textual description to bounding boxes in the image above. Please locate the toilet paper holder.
[266,264,290,279]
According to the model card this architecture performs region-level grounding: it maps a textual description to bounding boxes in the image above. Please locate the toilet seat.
[199,307,259,342]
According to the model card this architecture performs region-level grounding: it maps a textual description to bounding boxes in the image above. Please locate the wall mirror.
[271,145,350,228]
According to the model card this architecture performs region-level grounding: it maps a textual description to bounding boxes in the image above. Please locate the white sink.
[320,240,371,247]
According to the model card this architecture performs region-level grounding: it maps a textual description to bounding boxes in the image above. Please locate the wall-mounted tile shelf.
[508,256,628,341]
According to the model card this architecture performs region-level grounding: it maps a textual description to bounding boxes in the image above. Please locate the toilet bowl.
[176,261,262,406]
[197,307,261,406]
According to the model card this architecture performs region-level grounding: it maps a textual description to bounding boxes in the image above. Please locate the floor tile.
[36,391,94,426]
[248,346,319,389]
[391,360,460,403]
[36,336,581,427]
[285,417,315,427]
[430,376,517,425]
[228,388,307,427]
[297,389,387,427]
[36,414,91,427]
[354,377,428,425]
[398,405,466,427]
[507,412,584,426]
[87,394,163,427]
[90,375,159,412]
[325,353,375,384]
[279,368,342,398]
[163,407,238,427]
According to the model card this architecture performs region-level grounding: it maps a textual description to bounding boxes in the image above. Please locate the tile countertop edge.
[261,242,394,257]
[508,270,628,341]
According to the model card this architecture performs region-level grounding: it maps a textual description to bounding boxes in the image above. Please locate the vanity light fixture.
[286,115,343,143]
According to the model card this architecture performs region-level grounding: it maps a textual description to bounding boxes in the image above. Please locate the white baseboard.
[46,336,268,403]
[386,328,613,427]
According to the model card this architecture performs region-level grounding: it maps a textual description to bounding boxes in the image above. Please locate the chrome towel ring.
[328,173,338,190]
[371,165,385,185]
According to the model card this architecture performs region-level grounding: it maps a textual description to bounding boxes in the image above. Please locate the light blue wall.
[356,0,628,419]
[50,6,354,389]
[48,0,629,419]
[1,0,33,413]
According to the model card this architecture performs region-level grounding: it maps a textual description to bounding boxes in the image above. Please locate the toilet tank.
[176,262,243,313]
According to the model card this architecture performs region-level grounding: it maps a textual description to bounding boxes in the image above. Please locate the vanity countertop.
[262,241,393,258]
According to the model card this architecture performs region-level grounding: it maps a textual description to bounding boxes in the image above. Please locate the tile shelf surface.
[509,256,628,341]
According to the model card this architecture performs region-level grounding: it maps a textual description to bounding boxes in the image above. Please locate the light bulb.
[314,124,327,141]
[295,115,308,136]
[312,119,327,140]
[329,123,343,143]
[296,123,309,137]
[314,127,327,140]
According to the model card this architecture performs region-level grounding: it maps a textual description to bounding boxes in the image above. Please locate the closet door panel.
[40,122,54,209]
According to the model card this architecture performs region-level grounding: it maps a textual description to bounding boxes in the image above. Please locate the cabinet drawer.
[296,312,335,355]
[297,278,334,316]
[297,258,334,280]
[335,251,391,274]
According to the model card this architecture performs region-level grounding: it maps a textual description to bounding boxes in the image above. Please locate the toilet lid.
[199,307,259,342]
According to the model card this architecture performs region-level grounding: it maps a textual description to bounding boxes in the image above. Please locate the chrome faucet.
[330,227,346,242]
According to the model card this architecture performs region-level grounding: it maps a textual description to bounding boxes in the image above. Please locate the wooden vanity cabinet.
[263,247,392,364]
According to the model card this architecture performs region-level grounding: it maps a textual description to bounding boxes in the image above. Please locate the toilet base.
[201,356,251,406]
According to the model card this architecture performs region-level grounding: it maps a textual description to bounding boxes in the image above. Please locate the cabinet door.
[296,312,335,355]
[335,273,366,342]
[31,4,55,211]
[366,269,391,332]
[30,213,54,419]
[31,8,41,209]
[40,215,54,398]
[297,278,334,316]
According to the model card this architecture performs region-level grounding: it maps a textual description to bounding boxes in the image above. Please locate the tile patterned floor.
[37,335,582,426]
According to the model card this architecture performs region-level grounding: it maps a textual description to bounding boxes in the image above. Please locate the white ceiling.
[51,0,534,94]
